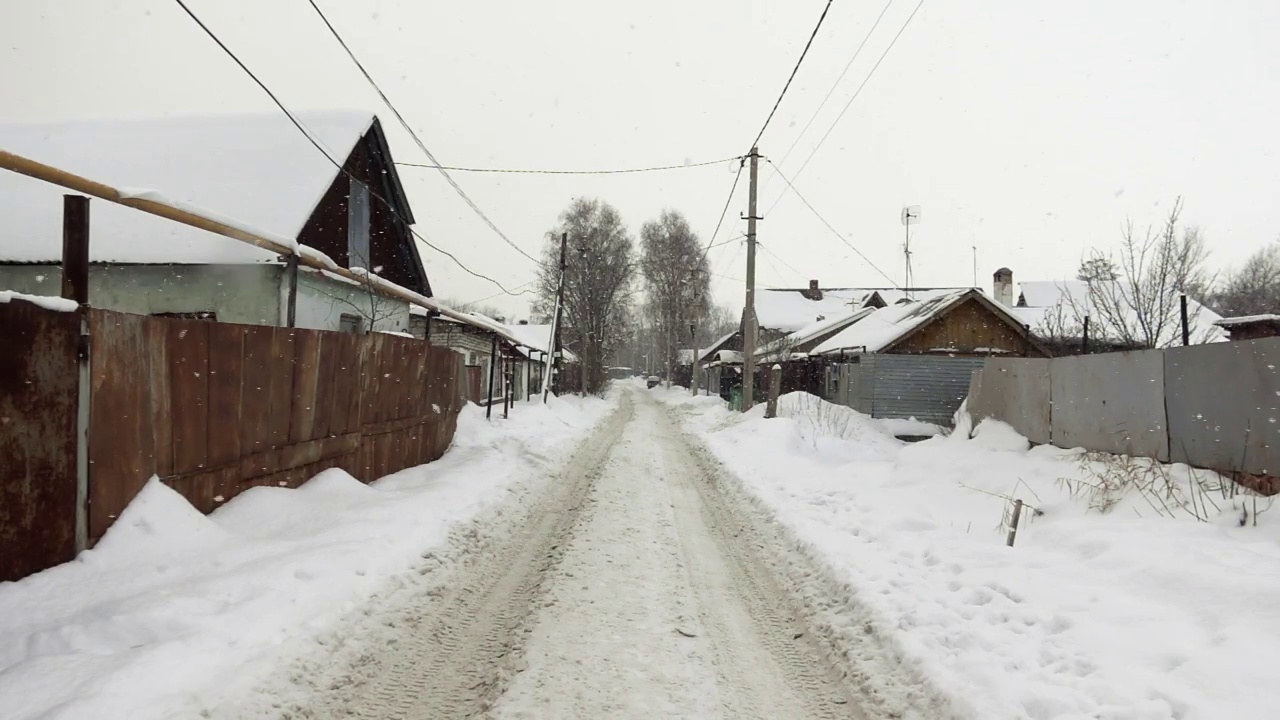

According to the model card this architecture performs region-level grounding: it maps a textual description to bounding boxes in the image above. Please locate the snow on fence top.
[0,111,374,264]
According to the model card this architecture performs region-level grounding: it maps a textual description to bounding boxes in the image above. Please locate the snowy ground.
[231,387,883,719]
[655,387,1280,720]
[0,394,611,720]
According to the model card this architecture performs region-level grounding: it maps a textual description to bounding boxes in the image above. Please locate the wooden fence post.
[503,359,511,419]
[766,364,781,418]
[62,195,91,554]
[285,254,299,328]
[1006,499,1024,547]
[486,333,498,420]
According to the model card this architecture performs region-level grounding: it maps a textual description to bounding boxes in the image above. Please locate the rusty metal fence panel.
[85,310,464,546]
[0,299,79,582]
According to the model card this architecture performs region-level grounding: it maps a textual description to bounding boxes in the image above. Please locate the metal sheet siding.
[868,355,987,425]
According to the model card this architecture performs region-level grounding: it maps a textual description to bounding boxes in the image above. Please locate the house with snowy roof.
[0,111,428,335]
[990,268,1227,353]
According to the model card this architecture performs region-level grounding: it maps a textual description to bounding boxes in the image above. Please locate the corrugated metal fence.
[967,338,1280,483]
[827,355,986,426]
[1,299,465,580]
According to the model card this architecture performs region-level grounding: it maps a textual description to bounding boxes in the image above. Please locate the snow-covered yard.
[0,394,613,720]
[656,387,1280,720]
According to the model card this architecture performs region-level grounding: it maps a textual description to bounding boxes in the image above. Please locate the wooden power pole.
[741,147,760,411]
[544,232,567,402]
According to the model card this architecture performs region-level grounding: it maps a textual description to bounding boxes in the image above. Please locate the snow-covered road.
[245,388,874,719]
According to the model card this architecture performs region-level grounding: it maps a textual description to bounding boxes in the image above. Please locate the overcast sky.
[3,0,1278,318]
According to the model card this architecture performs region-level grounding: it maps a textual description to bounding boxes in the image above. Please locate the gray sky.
[4,0,1278,319]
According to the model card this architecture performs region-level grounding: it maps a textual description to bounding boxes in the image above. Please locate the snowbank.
[660,391,1280,720]
[0,393,613,720]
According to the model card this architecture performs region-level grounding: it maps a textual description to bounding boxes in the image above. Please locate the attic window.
[348,178,371,270]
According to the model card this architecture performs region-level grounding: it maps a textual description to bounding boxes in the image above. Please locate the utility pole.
[741,146,760,412]
[543,232,567,403]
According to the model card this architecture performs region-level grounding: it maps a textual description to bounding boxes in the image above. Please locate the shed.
[809,289,1050,425]
[1215,315,1280,342]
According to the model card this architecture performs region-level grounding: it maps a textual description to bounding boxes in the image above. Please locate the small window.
[339,313,363,334]
[153,311,217,321]
[348,178,371,270]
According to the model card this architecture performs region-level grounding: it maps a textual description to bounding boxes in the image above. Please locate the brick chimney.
[803,279,823,301]
[993,268,1013,307]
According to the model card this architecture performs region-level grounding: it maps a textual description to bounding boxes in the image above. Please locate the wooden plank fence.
[1,300,466,580]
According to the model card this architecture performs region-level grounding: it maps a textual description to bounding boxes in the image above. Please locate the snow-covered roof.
[1215,314,1280,327]
[757,306,876,361]
[755,287,971,333]
[502,323,579,362]
[0,111,376,264]
[812,291,975,355]
[755,289,870,333]
[1015,279,1227,344]
[694,330,737,364]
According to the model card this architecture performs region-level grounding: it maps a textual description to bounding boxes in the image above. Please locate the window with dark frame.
[152,311,217,321]
[339,313,362,334]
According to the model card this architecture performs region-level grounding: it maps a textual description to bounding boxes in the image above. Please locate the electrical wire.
[767,0,927,215]
[397,155,743,175]
[698,159,746,264]
[768,0,896,178]
[748,0,835,152]
[171,0,529,296]
[303,0,543,267]
[766,159,900,288]
[758,241,807,282]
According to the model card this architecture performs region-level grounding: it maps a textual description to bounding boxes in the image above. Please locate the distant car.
[646,375,660,389]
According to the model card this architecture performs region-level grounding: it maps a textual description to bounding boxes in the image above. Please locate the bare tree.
[1212,239,1280,317]
[436,296,507,322]
[639,210,711,386]
[1077,257,1119,283]
[535,198,636,395]
[1083,198,1214,348]
[312,250,400,333]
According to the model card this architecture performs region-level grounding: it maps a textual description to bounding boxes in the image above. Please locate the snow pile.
[660,391,1280,719]
[0,393,613,720]
[0,290,79,312]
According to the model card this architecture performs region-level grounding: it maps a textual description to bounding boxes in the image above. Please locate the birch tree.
[639,210,711,385]
[535,198,636,394]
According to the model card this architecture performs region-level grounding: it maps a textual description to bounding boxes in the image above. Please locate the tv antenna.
[900,205,920,297]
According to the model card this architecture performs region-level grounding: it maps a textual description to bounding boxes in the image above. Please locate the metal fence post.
[62,195,91,554]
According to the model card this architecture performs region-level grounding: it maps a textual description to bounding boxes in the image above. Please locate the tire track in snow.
[487,392,868,719]
[252,395,634,720]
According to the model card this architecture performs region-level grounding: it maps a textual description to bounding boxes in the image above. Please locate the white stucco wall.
[293,269,411,334]
[0,263,281,324]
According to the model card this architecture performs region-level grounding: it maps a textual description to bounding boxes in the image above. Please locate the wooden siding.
[296,123,428,295]
[891,296,1045,357]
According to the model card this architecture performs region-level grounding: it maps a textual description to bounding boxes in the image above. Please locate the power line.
[698,159,747,263]
[767,0,927,215]
[303,0,543,267]
[171,0,527,296]
[766,159,899,288]
[397,155,742,175]
[749,0,835,152]
[758,241,807,282]
[769,0,897,177]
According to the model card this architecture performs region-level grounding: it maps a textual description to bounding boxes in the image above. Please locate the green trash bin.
[730,386,743,412]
